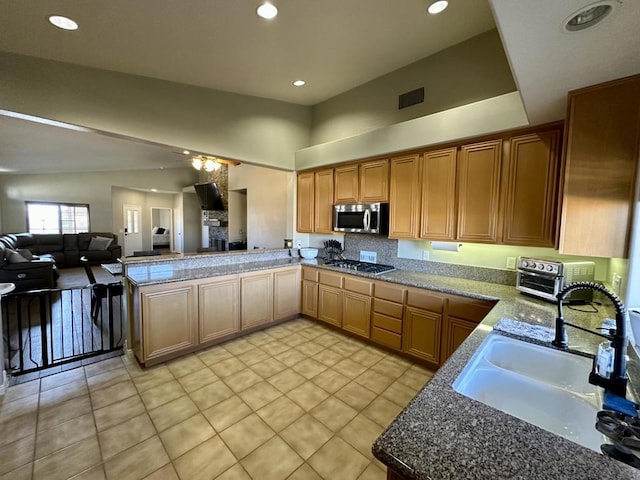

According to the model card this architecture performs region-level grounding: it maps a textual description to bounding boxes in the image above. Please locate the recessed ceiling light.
[151,189,158,192]
[293,80,306,87]
[257,2,278,19]
[563,1,616,32]
[183,150,190,155]
[427,1,448,15]
[48,15,78,31]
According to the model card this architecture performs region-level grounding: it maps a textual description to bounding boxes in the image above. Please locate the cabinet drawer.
[448,296,495,323]
[319,270,343,288]
[344,276,373,296]
[373,298,403,319]
[371,326,402,350]
[303,267,319,282]
[374,282,405,303]
[372,313,402,334]
[406,289,444,313]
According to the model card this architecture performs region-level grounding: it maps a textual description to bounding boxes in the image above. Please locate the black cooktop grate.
[324,259,395,275]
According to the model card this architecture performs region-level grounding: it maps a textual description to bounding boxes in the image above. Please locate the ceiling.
[0,0,496,106]
[0,0,639,174]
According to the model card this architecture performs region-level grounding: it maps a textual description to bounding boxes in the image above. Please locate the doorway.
[123,204,143,256]
[151,207,173,252]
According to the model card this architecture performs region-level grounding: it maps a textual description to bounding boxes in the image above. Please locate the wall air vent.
[398,87,425,110]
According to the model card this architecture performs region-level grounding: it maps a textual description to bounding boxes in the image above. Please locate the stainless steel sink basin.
[453,333,604,452]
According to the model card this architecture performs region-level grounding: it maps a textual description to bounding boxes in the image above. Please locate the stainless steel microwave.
[333,203,389,234]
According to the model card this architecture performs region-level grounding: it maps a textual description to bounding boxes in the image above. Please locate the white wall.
[311,30,516,145]
[228,164,294,249]
[0,167,197,234]
[0,51,311,170]
[296,92,529,170]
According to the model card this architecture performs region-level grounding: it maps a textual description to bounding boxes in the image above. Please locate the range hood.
[194,182,225,211]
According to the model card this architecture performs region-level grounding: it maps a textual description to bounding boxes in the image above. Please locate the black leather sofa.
[0,232,121,291]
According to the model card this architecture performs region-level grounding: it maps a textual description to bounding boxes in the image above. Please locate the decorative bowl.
[300,247,319,259]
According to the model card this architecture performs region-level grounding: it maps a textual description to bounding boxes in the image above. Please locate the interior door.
[123,204,143,256]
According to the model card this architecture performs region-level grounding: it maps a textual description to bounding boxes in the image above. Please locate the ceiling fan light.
[204,159,217,172]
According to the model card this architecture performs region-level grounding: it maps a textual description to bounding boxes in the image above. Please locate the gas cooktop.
[324,259,395,275]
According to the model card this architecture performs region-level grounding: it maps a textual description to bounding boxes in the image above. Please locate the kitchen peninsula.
[122,250,639,478]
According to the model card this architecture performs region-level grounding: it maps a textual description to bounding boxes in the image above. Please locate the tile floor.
[0,318,434,480]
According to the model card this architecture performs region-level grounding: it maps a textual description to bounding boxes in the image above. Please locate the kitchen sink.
[453,333,604,452]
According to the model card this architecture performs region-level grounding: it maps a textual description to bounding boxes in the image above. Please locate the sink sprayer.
[552,281,629,398]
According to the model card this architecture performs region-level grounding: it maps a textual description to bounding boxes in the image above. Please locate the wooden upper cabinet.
[296,172,314,233]
[314,169,334,234]
[503,130,561,247]
[456,140,502,243]
[559,75,640,258]
[334,164,359,204]
[420,147,457,241]
[360,159,389,203]
[389,154,421,239]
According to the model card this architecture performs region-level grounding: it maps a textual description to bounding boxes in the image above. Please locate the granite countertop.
[123,255,639,477]
[366,272,639,479]
[124,257,304,287]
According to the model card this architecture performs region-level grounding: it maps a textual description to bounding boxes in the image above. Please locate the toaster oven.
[516,257,596,303]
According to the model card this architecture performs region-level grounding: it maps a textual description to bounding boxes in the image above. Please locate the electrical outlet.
[422,250,430,260]
[612,273,622,295]
[360,250,377,263]
[506,257,516,269]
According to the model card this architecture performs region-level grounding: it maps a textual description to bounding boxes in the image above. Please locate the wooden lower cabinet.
[140,281,198,364]
[273,267,301,320]
[342,291,371,338]
[199,275,240,344]
[441,316,476,362]
[240,271,274,330]
[318,285,342,327]
[403,306,442,364]
[302,280,319,318]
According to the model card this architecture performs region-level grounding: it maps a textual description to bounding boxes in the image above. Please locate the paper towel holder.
[430,241,462,252]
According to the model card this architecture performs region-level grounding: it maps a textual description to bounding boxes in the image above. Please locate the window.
[26,202,90,234]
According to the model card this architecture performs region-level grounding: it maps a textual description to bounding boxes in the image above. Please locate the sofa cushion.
[15,233,35,249]
[31,234,64,253]
[6,248,30,263]
[88,236,113,251]
[63,234,79,250]
[17,248,35,261]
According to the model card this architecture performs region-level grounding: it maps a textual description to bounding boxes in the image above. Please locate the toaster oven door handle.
[519,270,556,279]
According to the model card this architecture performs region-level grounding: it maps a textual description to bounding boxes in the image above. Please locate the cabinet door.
[457,140,502,243]
[240,271,273,330]
[273,267,301,320]
[302,280,318,318]
[334,164,359,204]
[199,274,240,344]
[560,75,640,258]
[441,316,476,363]
[297,172,314,233]
[342,291,371,339]
[420,147,457,241]
[403,306,442,364]
[360,159,389,203]
[314,169,335,234]
[503,131,561,247]
[389,154,421,239]
[318,285,342,327]
[141,282,197,363]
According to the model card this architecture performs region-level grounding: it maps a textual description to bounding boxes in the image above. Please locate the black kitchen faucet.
[552,281,629,398]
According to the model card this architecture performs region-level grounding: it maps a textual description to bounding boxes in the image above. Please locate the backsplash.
[343,234,517,286]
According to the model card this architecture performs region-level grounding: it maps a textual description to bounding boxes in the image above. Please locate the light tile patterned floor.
[0,318,435,480]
